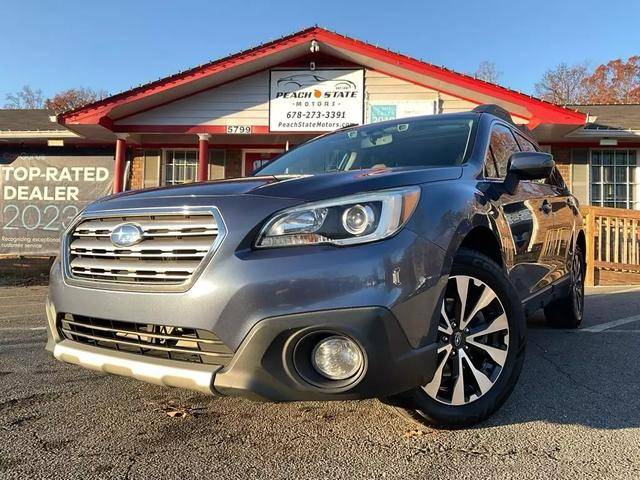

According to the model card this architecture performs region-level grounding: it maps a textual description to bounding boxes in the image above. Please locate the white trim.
[636,161,640,211]
[566,126,640,139]
[241,148,284,176]
[568,130,640,138]
[0,130,79,139]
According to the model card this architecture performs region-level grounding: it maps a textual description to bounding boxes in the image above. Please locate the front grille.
[58,313,234,365]
[66,212,219,285]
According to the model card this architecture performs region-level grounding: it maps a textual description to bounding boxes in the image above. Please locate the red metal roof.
[59,26,586,128]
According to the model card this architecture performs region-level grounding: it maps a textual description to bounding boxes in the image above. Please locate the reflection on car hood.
[93,166,463,205]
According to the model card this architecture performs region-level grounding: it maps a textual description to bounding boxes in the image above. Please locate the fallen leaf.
[403,429,429,438]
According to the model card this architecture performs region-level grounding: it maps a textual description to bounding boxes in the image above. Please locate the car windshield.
[258,115,477,176]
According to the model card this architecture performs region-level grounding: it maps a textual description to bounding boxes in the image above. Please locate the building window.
[142,149,161,188]
[209,149,226,180]
[164,149,198,186]
[590,149,637,209]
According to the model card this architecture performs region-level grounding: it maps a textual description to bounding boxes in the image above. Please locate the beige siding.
[116,72,270,126]
[117,69,493,127]
[365,71,494,117]
[365,70,440,102]
[440,93,477,114]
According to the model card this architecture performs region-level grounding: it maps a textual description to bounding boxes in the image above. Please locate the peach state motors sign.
[269,69,364,132]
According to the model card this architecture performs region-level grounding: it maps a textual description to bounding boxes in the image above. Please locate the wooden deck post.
[585,208,596,287]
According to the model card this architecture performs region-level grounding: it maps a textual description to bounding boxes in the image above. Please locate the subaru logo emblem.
[110,223,144,248]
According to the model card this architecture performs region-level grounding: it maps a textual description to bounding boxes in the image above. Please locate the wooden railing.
[582,206,640,286]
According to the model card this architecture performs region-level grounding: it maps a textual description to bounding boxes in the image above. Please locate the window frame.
[482,120,522,181]
[589,148,639,210]
[162,148,199,186]
[514,131,539,153]
[481,122,566,190]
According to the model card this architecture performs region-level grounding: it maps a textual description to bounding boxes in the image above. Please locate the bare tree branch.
[534,63,589,104]
[474,61,501,84]
[4,85,45,109]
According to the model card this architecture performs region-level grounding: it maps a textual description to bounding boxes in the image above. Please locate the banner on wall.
[269,69,364,132]
[0,149,113,256]
[368,100,437,123]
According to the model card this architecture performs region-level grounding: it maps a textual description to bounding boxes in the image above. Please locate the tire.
[383,248,526,429]
[544,244,585,328]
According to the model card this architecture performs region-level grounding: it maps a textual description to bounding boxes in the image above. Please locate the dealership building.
[3,27,640,210]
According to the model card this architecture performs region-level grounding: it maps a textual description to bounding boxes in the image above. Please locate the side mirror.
[504,152,554,194]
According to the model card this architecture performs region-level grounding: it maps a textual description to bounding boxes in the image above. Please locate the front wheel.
[384,249,526,429]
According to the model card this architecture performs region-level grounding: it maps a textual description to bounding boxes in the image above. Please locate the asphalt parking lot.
[1,283,639,480]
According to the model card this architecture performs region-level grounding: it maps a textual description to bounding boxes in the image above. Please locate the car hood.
[94,166,462,206]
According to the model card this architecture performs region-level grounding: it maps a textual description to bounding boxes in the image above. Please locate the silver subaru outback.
[46,106,585,428]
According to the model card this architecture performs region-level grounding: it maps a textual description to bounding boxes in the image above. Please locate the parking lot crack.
[0,392,58,413]
[531,341,618,402]
[124,453,139,480]
[408,442,561,462]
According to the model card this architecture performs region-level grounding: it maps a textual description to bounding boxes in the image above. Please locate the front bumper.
[47,226,446,401]
[47,304,438,401]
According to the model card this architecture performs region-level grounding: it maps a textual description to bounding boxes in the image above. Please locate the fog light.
[311,336,363,380]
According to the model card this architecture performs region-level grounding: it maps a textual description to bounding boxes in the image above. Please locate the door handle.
[540,200,553,214]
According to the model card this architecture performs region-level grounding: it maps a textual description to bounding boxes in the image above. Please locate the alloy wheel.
[423,275,510,406]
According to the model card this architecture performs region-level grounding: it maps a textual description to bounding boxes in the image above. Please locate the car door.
[483,122,556,298]
[514,133,576,282]
[545,168,577,281]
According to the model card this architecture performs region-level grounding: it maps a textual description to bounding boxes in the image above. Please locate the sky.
[2,0,639,102]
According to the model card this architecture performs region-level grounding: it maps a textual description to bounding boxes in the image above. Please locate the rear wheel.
[384,249,526,429]
[544,244,585,328]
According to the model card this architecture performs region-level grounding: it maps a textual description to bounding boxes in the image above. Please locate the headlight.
[256,186,420,248]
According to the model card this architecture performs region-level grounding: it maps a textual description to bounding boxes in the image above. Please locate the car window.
[513,132,558,186]
[489,123,520,178]
[484,147,499,178]
[515,133,538,152]
[258,115,477,175]
[547,167,567,190]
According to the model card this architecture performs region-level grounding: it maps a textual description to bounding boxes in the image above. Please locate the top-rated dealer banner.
[269,69,364,132]
[0,149,113,256]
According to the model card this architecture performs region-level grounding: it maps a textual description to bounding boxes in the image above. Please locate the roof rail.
[472,104,515,124]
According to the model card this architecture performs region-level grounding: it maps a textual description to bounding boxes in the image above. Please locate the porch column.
[197,133,211,182]
[113,134,128,193]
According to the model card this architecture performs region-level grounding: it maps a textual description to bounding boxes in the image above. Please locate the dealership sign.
[269,69,364,132]
[0,150,113,256]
